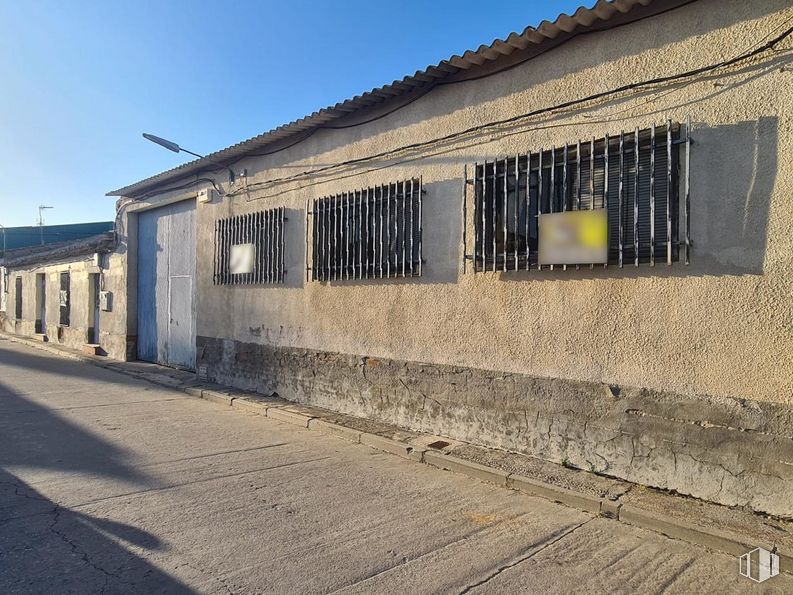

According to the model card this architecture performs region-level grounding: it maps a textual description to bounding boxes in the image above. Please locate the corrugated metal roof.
[108,0,691,198]
[0,222,115,253]
[1,232,115,268]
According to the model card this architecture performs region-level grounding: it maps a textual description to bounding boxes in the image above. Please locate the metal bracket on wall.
[305,199,313,283]
[461,164,475,274]
[684,115,692,265]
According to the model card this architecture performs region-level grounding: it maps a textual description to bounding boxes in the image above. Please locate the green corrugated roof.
[1,222,114,253]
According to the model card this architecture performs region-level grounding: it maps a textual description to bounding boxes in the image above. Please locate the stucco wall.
[0,255,126,359]
[122,0,793,408]
[197,337,793,516]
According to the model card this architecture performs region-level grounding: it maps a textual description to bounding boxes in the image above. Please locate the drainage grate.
[427,440,450,450]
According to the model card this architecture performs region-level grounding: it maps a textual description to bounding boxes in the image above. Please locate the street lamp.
[143,133,235,184]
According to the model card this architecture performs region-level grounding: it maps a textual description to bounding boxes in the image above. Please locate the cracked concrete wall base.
[197,336,793,518]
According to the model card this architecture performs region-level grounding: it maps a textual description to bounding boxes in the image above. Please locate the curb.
[201,390,235,406]
[508,473,603,515]
[231,397,268,415]
[361,433,423,461]
[618,505,793,571]
[2,330,790,574]
[267,407,314,428]
[424,451,509,488]
[308,419,362,444]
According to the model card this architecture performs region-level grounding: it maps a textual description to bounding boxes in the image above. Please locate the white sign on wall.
[229,243,256,275]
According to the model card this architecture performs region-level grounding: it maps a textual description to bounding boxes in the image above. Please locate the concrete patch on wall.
[197,335,793,518]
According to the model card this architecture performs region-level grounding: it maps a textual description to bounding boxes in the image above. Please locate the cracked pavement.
[0,338,790,594]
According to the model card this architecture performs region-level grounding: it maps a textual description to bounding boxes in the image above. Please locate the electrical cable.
[227,22,793,199]
[591,11,793,120]
[135,14,793,203]
[133,177,223,203]
[133,0,703,189]
[318,0,705,132]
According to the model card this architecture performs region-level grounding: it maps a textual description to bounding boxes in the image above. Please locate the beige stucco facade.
[18,0,779,515]
[118,0,793,406]
[0,244,128,359]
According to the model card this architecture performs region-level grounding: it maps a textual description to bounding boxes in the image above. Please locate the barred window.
[307,178,423,281]
[213,208,285,285]
[464,120,691,271]
[15,277,22,320]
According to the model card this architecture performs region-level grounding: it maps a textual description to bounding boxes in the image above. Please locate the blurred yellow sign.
[538,209,608,265]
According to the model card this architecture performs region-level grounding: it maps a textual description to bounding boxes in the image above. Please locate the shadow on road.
[0,336,189,390]
[0,468,192,593]
[0,347,192,592]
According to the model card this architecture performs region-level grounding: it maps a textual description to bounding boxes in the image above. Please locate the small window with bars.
[59,272,70,326]
[15,277,22,320]
[463,120,691,271]
[307,178,423,281]
[213,208,285,285]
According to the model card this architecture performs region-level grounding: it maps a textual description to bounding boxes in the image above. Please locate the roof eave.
[107,0,689,199]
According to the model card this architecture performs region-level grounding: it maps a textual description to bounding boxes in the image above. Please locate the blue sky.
[0,0,585,226]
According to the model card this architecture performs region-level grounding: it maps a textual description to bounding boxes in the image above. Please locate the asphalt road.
[0,337,788,594]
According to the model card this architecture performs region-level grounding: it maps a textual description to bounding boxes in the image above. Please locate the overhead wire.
[227,22,793,200]
[134,11,793,203]
[128,0,704,196]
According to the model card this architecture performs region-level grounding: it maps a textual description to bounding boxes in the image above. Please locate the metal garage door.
[137,200,196,369]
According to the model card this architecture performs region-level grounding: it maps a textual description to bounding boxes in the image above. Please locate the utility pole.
[38,205,53,245]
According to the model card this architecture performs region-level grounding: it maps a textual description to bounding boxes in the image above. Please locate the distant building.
[0,231,115,352]
[0,222,114,255]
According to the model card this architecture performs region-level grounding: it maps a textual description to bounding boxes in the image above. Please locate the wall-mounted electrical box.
[99,291,113,312]
[197,188,218,204]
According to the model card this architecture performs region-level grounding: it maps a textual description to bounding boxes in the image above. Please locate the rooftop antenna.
[38,205,53,245]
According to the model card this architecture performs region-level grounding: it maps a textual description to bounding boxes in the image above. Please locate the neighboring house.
[0,221,114,256]
[0,233,118,354]
[19,0,789,515]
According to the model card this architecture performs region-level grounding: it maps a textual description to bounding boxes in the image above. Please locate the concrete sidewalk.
[0,337,788,593]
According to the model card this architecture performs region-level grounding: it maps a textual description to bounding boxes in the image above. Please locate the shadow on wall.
[284,206,308,290]
[296,116,777,287]
[499,116,778,282]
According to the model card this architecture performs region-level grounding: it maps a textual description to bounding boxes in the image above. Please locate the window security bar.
[213,207,286,285]
[462,119,692,272]
[59,272,70,326]
[306,178,423,282]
